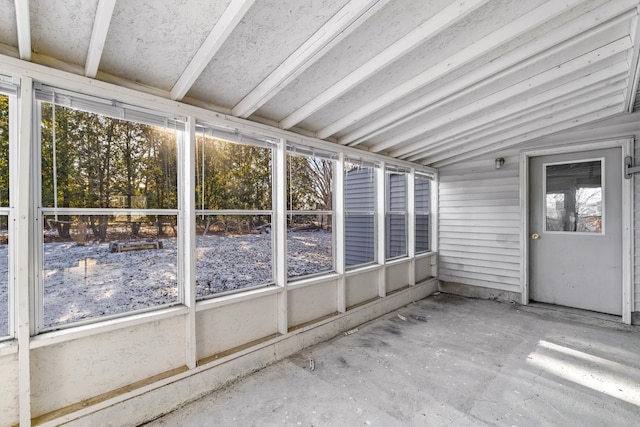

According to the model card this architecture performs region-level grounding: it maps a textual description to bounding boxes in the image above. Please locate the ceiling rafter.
[426,99,625,167]
[407,77,628,162]
[338,0,638,147]
[319,0,587,142]
[85,0,117,78]
[278,0,490,130]
[396,62,630,160]
[170,0,255,101]
[371,36,631,158]
[14,0,31,60]
[232,0,390,118]
[405,74,629,162]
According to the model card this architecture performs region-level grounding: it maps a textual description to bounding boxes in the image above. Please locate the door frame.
[519,138,633,324]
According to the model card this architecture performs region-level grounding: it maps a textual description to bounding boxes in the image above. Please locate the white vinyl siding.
[438,160,521,292]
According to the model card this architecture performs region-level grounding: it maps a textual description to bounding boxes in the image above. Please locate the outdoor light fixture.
[495,157,505,169]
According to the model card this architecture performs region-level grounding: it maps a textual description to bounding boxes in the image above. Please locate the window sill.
[287,272,341,290]
[385,256,411,266]
[345,263,382,277]
[0,339,17,356]
[30,305,190,349]
[415,251,436,260]
[196,285,281,311]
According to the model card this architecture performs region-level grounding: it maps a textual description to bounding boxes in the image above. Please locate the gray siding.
[415,176,431,252]
[386,173,407,258]
[345,168,375,266]
[438,159,521,292]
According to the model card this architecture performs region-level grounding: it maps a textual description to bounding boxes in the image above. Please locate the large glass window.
[37,87,182,330]
[545,160,602,233]
[195,125,274,298]
[415,173,432,253]
[0,92,10,338]
[287,145,335,279]
[345,160,377,267]
[385,168,408,259]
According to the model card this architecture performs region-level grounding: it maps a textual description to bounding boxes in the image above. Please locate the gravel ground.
[0,231,332,333]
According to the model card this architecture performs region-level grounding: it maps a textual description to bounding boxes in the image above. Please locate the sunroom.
[1,0,640,425]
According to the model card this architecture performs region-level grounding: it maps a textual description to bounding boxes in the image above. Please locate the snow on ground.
[0,231,332,333]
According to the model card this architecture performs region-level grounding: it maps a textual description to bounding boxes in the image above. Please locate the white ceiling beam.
[170,0,255,101]
[424,96,625,167]
[84,0,116,78]
[232,0,390,118]
[278,0,490,130]
[398,62,629,160]
[338,0,637,146]
[320,0,588,142]
[14,0,31,60]
[431,104,626,168]
[407,78,628,162]
[369,36,631,155]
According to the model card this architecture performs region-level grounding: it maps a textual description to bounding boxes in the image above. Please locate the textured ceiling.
[1,0,639,167]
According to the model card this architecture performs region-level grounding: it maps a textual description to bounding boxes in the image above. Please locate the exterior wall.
[438,113,640,318]
[438,157,521,294]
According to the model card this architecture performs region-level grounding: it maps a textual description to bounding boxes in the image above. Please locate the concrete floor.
[143,294,640,426]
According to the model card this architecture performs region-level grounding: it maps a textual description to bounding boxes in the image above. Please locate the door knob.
[531,233,540,240]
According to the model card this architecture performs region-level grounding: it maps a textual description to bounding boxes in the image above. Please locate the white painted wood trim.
[336,153,346,311]
[0,339,17,356]
[281,0,490,130]
[376,162,386,297]
[16,76,33,427]
[195,285,282,311]
[519,152,529,305]
[170,0,255,101]
[232,0,389,118]
[14,0,31,61]
[520,138,634,323]
[183,117,197,369]
[287,273,342,290]
[408,170,416,286]
[84,0,116,78]
[275,138,288,334]
[622,138,633,323]
[30,306,190,349]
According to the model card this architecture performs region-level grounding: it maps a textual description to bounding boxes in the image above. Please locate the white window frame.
[194,122,276,299]
[286,143,337,280]
[0,79,17,341]
[33,86,185,333]
[414,172,433,254]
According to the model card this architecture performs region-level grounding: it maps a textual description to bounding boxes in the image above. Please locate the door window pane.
[545,160,602,233]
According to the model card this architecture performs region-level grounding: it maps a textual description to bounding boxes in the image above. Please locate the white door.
[529,148,622,315]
